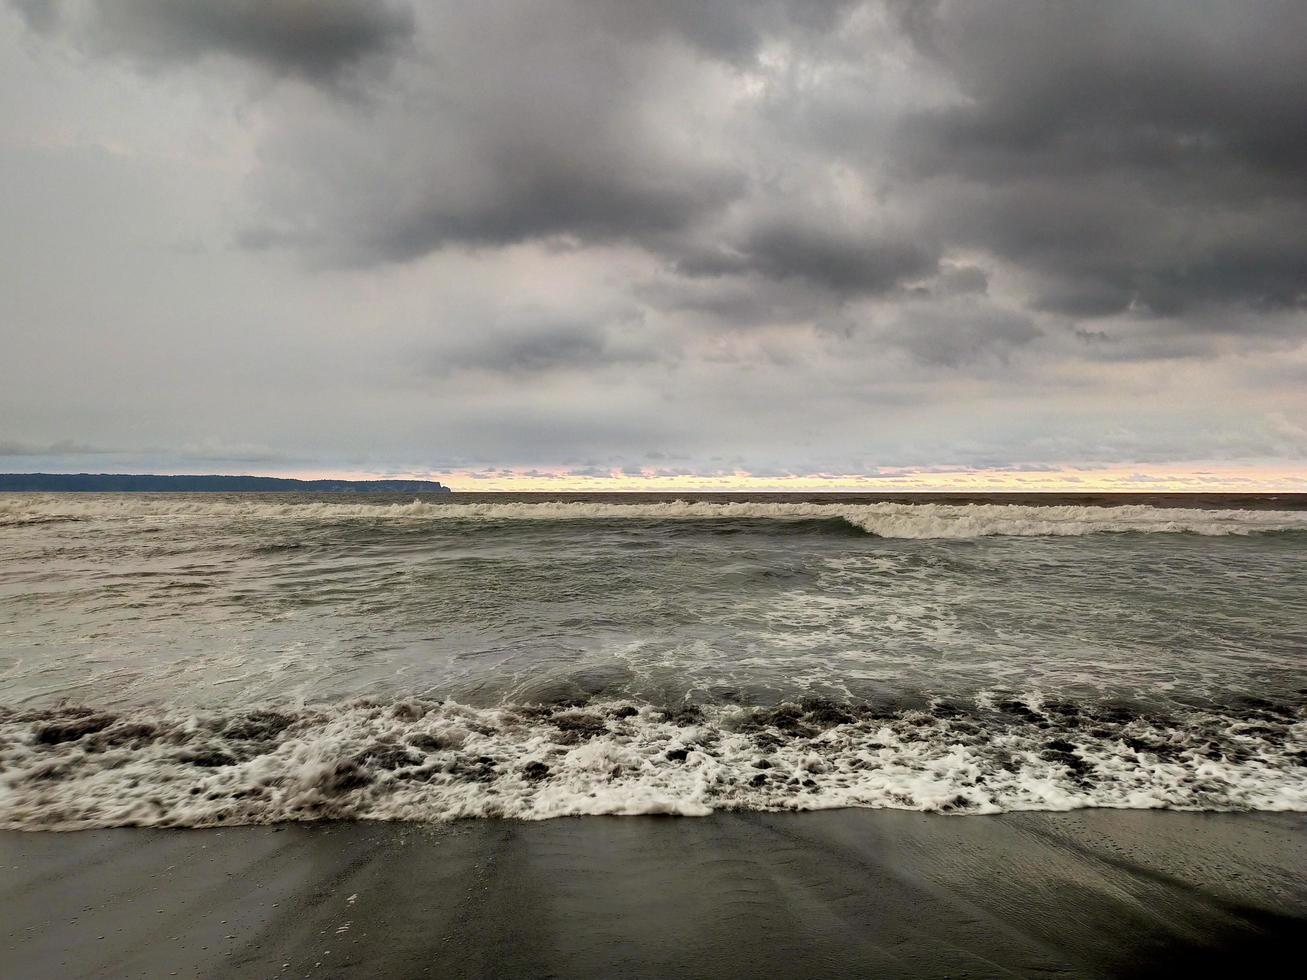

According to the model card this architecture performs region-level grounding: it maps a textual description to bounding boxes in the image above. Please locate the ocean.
[2,492,1305,829]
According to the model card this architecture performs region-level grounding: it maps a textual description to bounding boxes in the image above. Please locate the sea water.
[2,493,1305,828]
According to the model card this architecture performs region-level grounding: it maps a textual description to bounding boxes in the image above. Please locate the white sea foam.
[2,696,1303,830]
[2,495,1305,538]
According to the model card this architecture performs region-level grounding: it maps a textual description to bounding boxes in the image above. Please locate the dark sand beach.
[4,809,1304,979]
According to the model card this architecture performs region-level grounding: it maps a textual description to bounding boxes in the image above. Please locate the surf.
[4,495,1307,538]
[3,693,1304,830]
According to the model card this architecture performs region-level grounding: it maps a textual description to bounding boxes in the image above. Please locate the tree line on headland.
[0,474,452,493]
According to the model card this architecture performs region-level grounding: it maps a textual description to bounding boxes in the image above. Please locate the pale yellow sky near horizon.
[267,462,1307,493]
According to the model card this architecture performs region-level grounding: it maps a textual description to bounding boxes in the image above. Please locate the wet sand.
[3,809,1305,979]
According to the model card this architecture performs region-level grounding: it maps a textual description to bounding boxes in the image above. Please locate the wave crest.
[3,496,1306,538]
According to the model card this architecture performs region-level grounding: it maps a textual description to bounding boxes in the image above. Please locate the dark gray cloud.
[429,314,661,376]
[11,0,414,78]
[235,3,749,263]
[15,0,1307,322]
[676,219,936,297]
[323,150,743,264]
[576,0,859,62]
[888,0,1307,318]
[9,0,54,32]
[894,0,1307,181]
[879,301,1041,368]
[222,0,1307,336]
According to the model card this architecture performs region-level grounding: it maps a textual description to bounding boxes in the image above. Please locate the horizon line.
[3,463,1305,494]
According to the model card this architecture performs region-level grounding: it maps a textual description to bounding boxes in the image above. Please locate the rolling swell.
[4,496,1307,538]
[3,693,1303,830]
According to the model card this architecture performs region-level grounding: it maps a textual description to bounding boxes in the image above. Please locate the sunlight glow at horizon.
[285,462,1307,493]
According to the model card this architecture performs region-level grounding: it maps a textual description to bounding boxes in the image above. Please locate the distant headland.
[0,473,452,493]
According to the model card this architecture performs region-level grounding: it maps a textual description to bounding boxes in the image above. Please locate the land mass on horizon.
[0,473,451,493]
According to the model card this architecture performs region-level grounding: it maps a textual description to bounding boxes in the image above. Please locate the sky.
[2,1,1305,491]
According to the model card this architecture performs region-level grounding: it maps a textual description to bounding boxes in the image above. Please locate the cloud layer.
[2,1,1304,481]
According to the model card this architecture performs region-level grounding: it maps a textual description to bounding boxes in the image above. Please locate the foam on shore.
[3,693,1303,830]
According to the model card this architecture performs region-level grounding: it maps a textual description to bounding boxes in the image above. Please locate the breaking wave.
[3,694,1303,830]
[3,496,1306,538]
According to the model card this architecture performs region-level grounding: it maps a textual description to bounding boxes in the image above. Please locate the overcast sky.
[2,1,1305,489]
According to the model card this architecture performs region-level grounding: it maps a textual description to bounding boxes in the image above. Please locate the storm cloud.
[1,1,1304,483]
[890,0,1307,318]
[14,0,414,78]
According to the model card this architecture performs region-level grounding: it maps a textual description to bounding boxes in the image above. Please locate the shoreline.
[4,809,1304,979]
